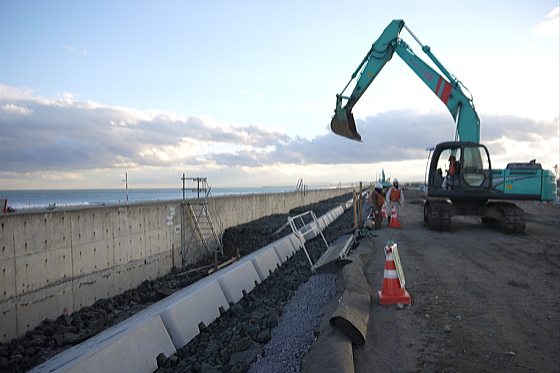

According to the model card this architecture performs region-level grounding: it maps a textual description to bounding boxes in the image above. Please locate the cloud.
[0,85,288,173]
[63,45,87,56]
[1,104,34,116]
[532,7,559,36]
[1,84,556,178]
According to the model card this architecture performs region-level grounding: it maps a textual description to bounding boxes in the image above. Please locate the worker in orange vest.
[442,155,460,189]
[385,178,404,225]
[370,182,385,230]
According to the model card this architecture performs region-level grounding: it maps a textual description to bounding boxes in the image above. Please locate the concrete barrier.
[30,202,351,373]
[30,313,176,373]
[159,278,230,349]
[217,260,262,304]
[273,234,300,263]
[248,245,283,282]
[1,187,354,342]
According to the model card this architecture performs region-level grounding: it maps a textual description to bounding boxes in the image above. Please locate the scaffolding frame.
[181,176,223,268]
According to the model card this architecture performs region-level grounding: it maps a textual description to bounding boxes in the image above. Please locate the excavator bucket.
[330,107,361,141]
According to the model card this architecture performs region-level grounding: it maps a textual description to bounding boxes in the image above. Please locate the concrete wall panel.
[12,213,70,256]
[15,246,73,296]
[17,280,73,333]
[0,218,16,261]
[0,298,17,342]
[1,257,16,301]
[72,269,113,309]
[72,241,114,277]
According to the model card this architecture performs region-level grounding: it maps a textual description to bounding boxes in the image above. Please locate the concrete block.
[217,260,261,304]
[159,279,230,348]
[273,234,298,262]
[249,246,282,281]
[29,314,176,373]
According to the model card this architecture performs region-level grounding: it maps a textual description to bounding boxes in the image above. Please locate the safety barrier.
[30,202,350,373]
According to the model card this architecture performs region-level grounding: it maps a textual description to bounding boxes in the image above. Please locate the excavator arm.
[331,19,480,143]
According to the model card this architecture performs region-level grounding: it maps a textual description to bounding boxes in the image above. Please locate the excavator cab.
[427,142,493,201]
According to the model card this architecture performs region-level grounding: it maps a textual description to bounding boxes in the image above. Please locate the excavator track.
[424,199,453,231]
[482,202,526,234]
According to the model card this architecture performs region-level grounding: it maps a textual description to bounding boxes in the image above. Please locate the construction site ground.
[353,189,559,372]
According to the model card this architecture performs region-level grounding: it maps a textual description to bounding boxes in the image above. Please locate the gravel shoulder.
[354,189,560,373]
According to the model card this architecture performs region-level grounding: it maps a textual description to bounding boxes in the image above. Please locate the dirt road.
[354,189,560,373]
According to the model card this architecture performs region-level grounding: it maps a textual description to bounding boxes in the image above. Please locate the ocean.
[0,186,322,211]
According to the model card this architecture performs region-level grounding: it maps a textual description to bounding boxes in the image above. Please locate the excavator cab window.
[435,148,462,189]
[462,146,490,187]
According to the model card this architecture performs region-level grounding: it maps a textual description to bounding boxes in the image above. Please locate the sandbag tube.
[30,203,352,373]
[329,237,374,345]
[302,235,374,373]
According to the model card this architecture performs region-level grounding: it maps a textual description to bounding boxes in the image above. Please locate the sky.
[1,0,558,190]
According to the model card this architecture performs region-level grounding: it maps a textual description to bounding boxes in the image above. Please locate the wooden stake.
[353,190,357,228]
[359,182,363,227]
[208,256,238,274]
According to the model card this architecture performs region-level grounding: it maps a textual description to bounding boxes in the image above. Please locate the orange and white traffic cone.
[381,204,387,218]
[378,242,410,305]
[388,205,402,228]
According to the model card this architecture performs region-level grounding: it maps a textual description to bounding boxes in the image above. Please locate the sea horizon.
[0,185,351,211]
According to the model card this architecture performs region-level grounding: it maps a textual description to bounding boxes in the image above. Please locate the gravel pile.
[1,193,355,373]
[248,273,337,373]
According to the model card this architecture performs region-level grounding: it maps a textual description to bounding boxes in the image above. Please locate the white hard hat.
[393,178,399,183]
[375,182,382,189]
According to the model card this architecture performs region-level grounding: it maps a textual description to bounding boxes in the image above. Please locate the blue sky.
[1,1,558,190]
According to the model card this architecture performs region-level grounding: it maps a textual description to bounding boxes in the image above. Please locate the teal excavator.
[331,19,557,233]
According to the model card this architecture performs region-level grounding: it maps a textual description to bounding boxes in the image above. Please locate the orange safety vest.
[389,188,401,202]
[449,160,458,177]
[374,191,385,206]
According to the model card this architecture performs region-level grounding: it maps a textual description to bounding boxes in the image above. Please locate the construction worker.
[370,182,385,229]
[386,178,404,225]
[442,155,460,189]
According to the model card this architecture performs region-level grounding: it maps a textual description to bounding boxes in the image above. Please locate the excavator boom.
[330,19,480,143]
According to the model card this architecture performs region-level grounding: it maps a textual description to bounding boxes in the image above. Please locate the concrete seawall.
[0,187,354,342]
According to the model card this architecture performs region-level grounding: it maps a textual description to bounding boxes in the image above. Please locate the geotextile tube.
[303,236,374,373]
[302,326,354,373]
[329,237,373,345]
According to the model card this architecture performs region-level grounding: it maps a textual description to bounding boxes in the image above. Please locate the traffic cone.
[388,205,402,228]
[381,204,387,218]
[378,242,410,305]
